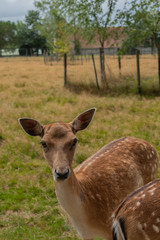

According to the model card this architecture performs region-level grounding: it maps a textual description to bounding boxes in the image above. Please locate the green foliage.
[0,11,47,53]
[0,21,17,49]
[34,4,72,54]
[34,0,118,49]
[69,0,118,47]
[16,10,46,51]
[116,0,160,54]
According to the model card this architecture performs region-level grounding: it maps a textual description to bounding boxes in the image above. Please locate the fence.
[0,46,157,58]
[0,47,159,94]
[43,48,159,94]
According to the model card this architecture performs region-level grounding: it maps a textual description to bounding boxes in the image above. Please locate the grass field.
[0,55,160,240]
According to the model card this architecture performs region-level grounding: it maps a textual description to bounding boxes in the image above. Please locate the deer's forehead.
[44,123,74,139]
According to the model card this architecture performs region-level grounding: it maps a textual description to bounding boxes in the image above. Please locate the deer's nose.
[54,169,70,181]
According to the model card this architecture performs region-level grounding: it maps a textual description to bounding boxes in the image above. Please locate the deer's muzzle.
[54,169,70,181]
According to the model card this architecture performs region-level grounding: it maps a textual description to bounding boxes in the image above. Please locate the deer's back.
[75,137,158,183]
[74,137,158,234]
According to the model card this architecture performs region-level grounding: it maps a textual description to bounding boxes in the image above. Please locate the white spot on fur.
[152,212,155,216]
[142,143,146,148]
[147,155,150,160]
[96,194,101,200]
[136,201,141,207]
[137,176,143,187]
[82,159,96,172]
[138,222,142,230]
[156,218,160,223]
[148,188,155,195]
[152,224,159,233]
[138,222,150,240]
[84,162,92,169]
[90,194,95,200]
[144,223,147,228]
[141,194,146,198]
[150,190,154,196]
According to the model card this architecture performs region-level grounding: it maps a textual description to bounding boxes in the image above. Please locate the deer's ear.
[71,108,96,133]
[18,118,44,137]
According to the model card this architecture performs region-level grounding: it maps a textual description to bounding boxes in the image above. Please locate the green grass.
[0,57,160,239]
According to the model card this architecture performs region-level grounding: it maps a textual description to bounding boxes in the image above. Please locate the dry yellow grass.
[66,54,159,87]
[1,54,158,87]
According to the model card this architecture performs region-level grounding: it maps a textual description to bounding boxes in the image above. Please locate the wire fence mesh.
[0,48,159,94]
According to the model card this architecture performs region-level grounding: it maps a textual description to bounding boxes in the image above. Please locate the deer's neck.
[54,169,84,217]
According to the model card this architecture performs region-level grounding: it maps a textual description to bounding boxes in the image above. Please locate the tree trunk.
[99,47,108,88]
[158,47,160,86]
[153,33,160,86]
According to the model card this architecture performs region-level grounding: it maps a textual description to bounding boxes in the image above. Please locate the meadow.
[0,55,160,240]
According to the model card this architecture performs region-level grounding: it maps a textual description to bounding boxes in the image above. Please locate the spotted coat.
[113,179,160,240]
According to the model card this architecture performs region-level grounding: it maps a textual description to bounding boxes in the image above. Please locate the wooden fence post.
[64,53,67,86]
[136,49,142,95]
[118,48,121,74]
[158,49,160,86]
[43,50,46,64]
[92,54,100,90]
[81,54,83,65]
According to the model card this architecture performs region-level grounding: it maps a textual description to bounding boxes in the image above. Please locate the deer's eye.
[40,141,48,149]
[71,138,78,149]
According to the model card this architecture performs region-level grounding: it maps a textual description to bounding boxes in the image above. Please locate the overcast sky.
[0,0,126,22]
[0,0,35,22]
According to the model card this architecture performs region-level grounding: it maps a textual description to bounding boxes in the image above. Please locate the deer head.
[19,108,96,182]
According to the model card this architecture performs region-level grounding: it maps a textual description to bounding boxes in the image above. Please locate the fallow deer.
[19,108,159,240]
[112,178,160,240]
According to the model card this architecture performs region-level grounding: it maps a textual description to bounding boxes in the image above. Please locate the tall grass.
[0,56,160,240]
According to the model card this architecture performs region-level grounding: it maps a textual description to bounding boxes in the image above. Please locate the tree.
[35,7,72,55]
[117,0,160,83]
[0,21,17,53]
[35,0,118,85]
[16,10,46,55]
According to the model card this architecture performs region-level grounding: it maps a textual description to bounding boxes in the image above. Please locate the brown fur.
[113,179,160,240]
[19,109,159,240]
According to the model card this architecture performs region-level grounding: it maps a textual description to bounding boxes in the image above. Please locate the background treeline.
[1,0,160,56]
[0,0,160,59]
[0,10,47,55]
